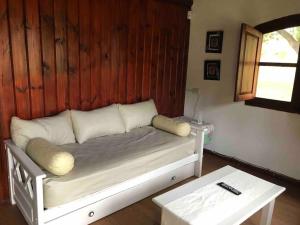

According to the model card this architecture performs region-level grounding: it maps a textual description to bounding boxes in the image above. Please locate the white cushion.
[119,99,158,132]
[152,115,191,137]
[11,110,75,150]
[71,104,126,144]
[26,138,74,176]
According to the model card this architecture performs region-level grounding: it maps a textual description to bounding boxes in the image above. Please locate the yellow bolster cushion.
[26,138,74,176]
[152,115,191,137]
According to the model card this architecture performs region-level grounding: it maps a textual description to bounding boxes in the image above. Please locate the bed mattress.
[43,126,196,208]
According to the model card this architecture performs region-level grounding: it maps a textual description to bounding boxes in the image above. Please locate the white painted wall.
[185,0,300,179]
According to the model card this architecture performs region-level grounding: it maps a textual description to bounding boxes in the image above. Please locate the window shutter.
[234,24,263,101]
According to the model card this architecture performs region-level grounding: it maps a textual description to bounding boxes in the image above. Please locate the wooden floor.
[1,152,299,225]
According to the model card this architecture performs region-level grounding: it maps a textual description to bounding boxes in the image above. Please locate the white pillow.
[26,138,74,176]
[152,115,191,137]
[71,104,126,144]
[119,99,158,132]
[11,110,75,150]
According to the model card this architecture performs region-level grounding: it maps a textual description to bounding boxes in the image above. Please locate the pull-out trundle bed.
[5,126,205,225]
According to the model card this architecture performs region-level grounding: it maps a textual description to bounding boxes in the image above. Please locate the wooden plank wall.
[0,0,191,202]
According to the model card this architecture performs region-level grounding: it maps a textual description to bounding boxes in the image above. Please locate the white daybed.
[5,101,205,225]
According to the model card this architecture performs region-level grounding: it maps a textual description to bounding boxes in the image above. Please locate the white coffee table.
[153,166,285,225]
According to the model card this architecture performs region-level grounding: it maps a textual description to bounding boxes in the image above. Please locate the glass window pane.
[256,66,296,102]
[260,26,300,63]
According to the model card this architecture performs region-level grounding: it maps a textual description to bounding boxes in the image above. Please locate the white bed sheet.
[43,126,196,208]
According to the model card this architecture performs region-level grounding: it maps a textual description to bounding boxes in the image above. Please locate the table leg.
[194,129,204,177]
[161,208,184,225]
[260,199,275,225]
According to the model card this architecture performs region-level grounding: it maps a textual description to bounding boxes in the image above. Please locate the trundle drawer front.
[45,163,194,225]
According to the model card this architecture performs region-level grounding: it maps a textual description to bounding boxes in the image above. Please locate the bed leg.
[33,177,45,225]
[6,146,16,205]
[194,129,204,177]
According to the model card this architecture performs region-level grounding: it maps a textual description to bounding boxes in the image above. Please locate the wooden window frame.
[245,14,300,114]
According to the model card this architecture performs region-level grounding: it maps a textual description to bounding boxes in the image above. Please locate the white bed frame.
[5,128,205,225]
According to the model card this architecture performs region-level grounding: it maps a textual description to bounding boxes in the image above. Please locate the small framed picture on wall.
[205,31,223,53]
[204,60,221,80]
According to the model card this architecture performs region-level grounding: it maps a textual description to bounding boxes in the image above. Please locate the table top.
[153,166,285,225]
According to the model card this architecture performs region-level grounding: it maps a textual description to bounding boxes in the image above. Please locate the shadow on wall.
[184,87,233,123]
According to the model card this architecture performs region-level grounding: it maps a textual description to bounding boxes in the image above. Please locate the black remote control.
[217,182,242,195]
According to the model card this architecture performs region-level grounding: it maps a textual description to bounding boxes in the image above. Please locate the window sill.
[245,98,300,114]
